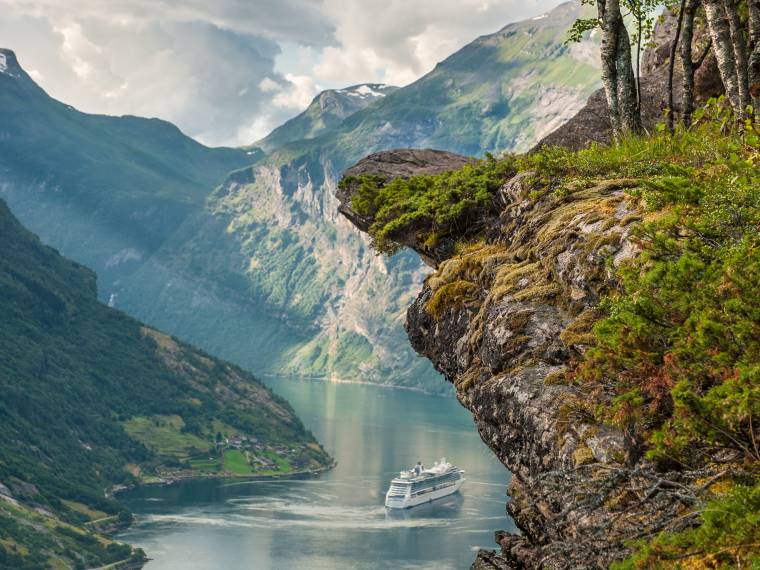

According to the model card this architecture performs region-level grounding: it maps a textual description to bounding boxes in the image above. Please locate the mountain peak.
[0,48,21,78]
[311,83,397,114]
[0,48,40,89]
[257,83,399,152]
[332,83,395,100]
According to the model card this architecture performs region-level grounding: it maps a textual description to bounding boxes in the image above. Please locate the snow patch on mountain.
[341,84,388,99]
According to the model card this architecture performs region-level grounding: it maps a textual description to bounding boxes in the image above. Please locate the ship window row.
[410,473,460,490]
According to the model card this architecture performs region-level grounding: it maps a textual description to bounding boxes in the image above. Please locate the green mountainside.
[116,1,601,391]
[0,48,253,298]
[308,1,599,158]
[0,199,330,569]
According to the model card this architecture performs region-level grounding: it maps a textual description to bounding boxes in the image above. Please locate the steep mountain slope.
[116,1,601,391]
[0,48,253,300]
[257,84,398,152]
[320,1,599,157]
[0,199,330,569]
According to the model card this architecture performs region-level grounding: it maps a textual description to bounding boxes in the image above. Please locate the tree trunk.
[598,0,623,136]
[597,0,641,138]
[669,1,689,132]
[637,16,643,111]
[616,16,641,132]
[704,0,744,116]
[680,0,701,127]
[749,0,760,112]
[723,0,751,111]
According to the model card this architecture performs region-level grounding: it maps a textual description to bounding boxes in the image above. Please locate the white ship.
[385,458,465,509]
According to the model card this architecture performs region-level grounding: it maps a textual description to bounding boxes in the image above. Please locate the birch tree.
[703,0,748,117]
[750,0,760,111]
[569,0,642,138]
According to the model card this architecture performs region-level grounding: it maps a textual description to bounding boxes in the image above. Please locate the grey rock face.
[341,148,473,183]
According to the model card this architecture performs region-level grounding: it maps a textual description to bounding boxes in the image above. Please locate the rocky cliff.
[338,152,684,568]
[334,21,749,562]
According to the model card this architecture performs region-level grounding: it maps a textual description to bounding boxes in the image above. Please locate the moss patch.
[426,280,478,320]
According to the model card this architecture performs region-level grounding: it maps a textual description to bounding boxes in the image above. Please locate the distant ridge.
[257,83,399,152]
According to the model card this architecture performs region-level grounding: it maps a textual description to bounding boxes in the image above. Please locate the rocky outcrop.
[337,151,713,568]
[534,77,671,150]
[338,149,473,267]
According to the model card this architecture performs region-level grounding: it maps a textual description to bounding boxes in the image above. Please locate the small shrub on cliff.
[612,480,760,569]
[567,107,760,568]
[342,154,515,254]
[572,112,760,467]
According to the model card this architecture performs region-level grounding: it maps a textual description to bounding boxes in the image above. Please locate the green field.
[222,450,255,475]
[188,458,221,472]
[123,416,211,459]
[61,501,108,522]
[262,450,293,472]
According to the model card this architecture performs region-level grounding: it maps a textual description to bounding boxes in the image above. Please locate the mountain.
[256,84,399,152]
[308,1,599,157]
[0,2,600,393]
[114,1,601,391]
[0,199,330,569]
[0,48,254,300]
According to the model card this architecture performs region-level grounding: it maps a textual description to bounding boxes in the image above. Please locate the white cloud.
[314,0,552,87]
[0,0,561,146]
[271,73,321,110]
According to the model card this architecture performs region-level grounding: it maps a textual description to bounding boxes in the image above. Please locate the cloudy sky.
[0,0,561,146]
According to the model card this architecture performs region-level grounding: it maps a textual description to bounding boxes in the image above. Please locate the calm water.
[117,377,514,569]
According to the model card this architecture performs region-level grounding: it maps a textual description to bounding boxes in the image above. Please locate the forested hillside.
[0,199,329,569]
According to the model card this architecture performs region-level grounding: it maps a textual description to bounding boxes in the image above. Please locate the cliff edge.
[335,12,758,567]
[336,111,757,568]
[338,153,698,568]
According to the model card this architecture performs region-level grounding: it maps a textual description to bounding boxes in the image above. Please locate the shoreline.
[110,460,336,498]
[261,372,452,397]
[102,459,336,569]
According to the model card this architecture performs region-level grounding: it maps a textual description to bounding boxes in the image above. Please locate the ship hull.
[385,478,464,509]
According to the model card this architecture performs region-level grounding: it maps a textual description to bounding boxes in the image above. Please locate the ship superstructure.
[385,458,465,509]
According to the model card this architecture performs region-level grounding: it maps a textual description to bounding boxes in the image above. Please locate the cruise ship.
[385,458,465,509]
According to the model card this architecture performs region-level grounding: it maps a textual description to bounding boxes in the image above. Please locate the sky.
[0,0,562,147]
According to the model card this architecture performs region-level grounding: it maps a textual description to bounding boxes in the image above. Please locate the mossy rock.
[426,280,478,320]
[573,446,596,468]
